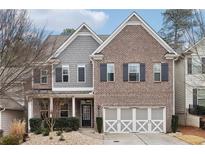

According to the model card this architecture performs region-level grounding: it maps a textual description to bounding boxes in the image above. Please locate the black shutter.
[140,63,145,81]
[193,89,197,107]
[187,58,192,74]
[123,63,128,81]
[100,64,107,82]
[56,67,62,82]
[78,67,85,82]
[202,58,205,74]
[161,63,168,81]
[33,68,40,83]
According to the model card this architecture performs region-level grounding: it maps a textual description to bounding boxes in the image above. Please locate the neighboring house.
[175,37,205,127]
[0,97,24,135]
[27,12,178,133]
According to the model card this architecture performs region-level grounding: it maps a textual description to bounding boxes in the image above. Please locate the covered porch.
[28,93,94,129]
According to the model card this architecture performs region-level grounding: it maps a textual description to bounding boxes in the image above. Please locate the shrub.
[68,117,79,131]
[171,115,179,133]
[9,120,25,138]
[63,127,72,132]
[0,135,22,145]
[42,128,49,136]
[34,128,42,135]
[0,129,3,138]
[96,117,103,133]
[29,118,42,132]
[56,131,63,136]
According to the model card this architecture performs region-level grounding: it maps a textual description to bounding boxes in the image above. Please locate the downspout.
[0,107,6,130]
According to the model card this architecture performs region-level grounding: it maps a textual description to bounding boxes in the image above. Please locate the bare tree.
[0,10,50,101]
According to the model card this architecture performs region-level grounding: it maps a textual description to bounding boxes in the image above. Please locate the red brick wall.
[93,25,174,132]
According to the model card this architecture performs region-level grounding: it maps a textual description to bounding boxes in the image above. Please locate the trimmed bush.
[63,127,72,132]
[171,115,179,133]
[56,131,63,136]
[0,129,3,138]
[34,128,42,135]
[29,118,42,132]
[30,117,80,132]
[96,117,103,133]
[42,128,49,136]
[0,135,22,145]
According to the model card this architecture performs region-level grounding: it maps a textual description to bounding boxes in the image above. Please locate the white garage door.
[103,107,166,133]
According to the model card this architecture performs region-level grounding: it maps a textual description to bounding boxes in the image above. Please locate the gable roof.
[183,37,205,54]
[47,23,103,62]
[91,12,178,56]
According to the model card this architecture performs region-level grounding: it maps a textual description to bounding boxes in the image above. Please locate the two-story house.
[175,37,205,127]
[27,12,178,133]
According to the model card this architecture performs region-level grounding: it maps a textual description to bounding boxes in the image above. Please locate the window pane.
[198,99,205,107]
[154,64,161,72]
[63,75,68,82]
[39,102,49,110]
[154,73,161,81]
[41,77,47,83]
[107,64,114,73]
[129,64,139,73]
[41,111,48,119]
[60,111,68,117]
[63,69,68,75]
[129,73,136,81]
[108,73,114,81]
[60,103,68,110]
[78,67,85,82]
[198,89,205,99]
[192,56,202,74]
[41,70,47,76]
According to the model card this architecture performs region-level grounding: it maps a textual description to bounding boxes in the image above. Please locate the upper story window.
[56,65,69,82]
[128,63,140,81]
[153,63,161,82]
[40,69,48,84]
[78,65,85,82]
[188,56,205,74]
[107,64,114,81]
[153,63,169,82]
[100,63,115,82]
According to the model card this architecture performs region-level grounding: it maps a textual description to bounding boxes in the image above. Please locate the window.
[153,63,161,81]
[78,65,85,82]
[198,89,205,107]
[192,56,202,74]
[128,63,140,81]
[40,69,48,84]
[62,66,69,82]
[60,102,69,117]
[107,64,114,81]
[39,100,49,119]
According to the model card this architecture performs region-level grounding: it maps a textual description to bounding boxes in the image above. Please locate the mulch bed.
[179,126,205,138]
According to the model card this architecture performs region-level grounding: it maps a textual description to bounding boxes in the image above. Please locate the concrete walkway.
[103,133,189,145]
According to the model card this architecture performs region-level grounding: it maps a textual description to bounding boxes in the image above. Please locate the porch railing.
[189,104,205,116]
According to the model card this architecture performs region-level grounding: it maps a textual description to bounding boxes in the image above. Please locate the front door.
[82,104,91,127]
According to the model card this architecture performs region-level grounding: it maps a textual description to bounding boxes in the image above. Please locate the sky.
[29,9,164,35]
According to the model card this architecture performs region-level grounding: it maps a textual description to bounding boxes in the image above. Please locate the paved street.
[103,133,189,145]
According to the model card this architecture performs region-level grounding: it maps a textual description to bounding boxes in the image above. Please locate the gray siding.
[53,35,100,88]
[175,59,186,125]
[1,110,23,135]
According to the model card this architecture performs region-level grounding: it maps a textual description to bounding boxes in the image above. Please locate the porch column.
[28,98,33,131]
[49,97,53,117]
[72,96,76,117]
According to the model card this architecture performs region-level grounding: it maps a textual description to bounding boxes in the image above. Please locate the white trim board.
[91,12,178,56]
[46,23,103,62]
[52,87,94,91]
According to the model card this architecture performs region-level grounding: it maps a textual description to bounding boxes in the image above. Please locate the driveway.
[103,133,189,145]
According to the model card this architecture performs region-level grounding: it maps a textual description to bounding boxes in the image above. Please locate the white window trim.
[197,88,205,106]
[107,63,115,82]
[77,64,86,83]
[153,63,161,82]
[128,63,140,82]
[62,65,70,83]
[40,69,48,84]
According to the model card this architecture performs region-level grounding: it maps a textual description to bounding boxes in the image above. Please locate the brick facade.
[93,25,174,132]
